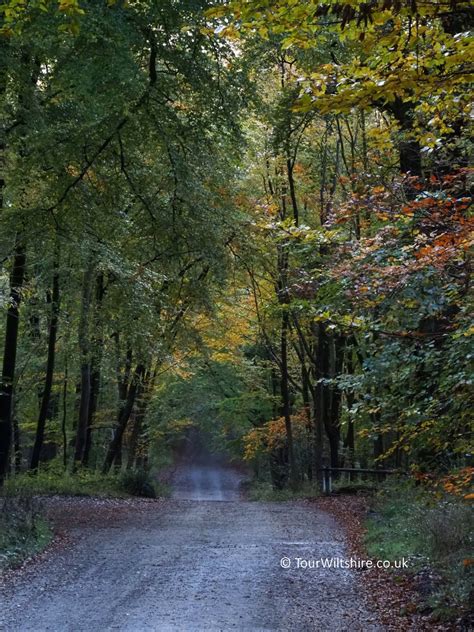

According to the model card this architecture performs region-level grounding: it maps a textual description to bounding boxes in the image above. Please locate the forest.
[0,0,473,629]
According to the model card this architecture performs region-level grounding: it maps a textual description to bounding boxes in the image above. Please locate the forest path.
[170,458,245,501]
[0,465,380,631]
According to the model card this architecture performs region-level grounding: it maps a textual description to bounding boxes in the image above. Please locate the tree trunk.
[388,98,422,179]
[62,356,68,468]
[12,411,22,473]
[0,241,26,486]
[126,369,151,470]
[102,363,146,474]
[325,332,343,470]
[30,249,60,471]
[301,362,312,480]
[73,264,94,466]
[312,389,324,486]
[343,346,356,476]
[311,324,343,476]
[280,309,297,487]
[82,272,105,467]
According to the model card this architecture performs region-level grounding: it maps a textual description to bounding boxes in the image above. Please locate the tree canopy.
[0,0,472,499]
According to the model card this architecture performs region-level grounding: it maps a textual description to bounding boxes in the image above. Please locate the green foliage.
[151,357,274,459]
[0,0,471,565]
[0,0,248,481]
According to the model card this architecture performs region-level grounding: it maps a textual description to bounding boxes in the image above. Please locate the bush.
[118,469,157,498]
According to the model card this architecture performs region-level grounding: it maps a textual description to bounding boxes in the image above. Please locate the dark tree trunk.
[82,272,106,467]
[312,324,343,474]
[103,364,146,474]
[269,366,286,489]
[326,421,340,469]
[312,391,324,484]
[301,362,312,480]
[82,367,99,467]
[0,241,26,486]
[126,411,140,471]
[388,98,422,181]
[374,431,385,481]
[311,322,325,487]
[62,357,68,468]
[106,341,133,472]
[126,369,151,470]
[30,250,60,471]
[13,412,22,473]
[74,364,91,465]
[343,346,356,476]
[325,333,343,470]
[73,264,94,466]
[286,158,299,226]
[344,412,355,462]
[114,438,122,471]
[280,309,297,486]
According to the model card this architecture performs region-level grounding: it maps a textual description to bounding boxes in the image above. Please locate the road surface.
[0,464,380,631]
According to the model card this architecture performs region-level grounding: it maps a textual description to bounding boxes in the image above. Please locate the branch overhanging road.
[0,463,381,631]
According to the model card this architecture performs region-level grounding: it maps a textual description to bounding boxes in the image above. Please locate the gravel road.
[0,464,381,631]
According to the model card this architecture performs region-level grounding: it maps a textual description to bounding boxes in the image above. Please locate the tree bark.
[325,332,343,469]
[12,411,22,473]
[388,98,422,179]
[73,263,94,466]
[0,241,26,486]
[82,272,105,466]
[30,247,60,471]
[102,363,146,474]
[280,309,298,487]
[62,356,68,468]
[126,368,151,470]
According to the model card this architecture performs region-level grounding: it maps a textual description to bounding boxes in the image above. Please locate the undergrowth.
[0,496,52,571]
[2,463,167,499]
[246,479,320,501]
[365,479,473,622]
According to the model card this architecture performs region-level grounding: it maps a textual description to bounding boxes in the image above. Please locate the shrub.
[118,469,157,498]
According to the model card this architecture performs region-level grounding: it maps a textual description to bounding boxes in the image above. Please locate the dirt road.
[0,465,380,631]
